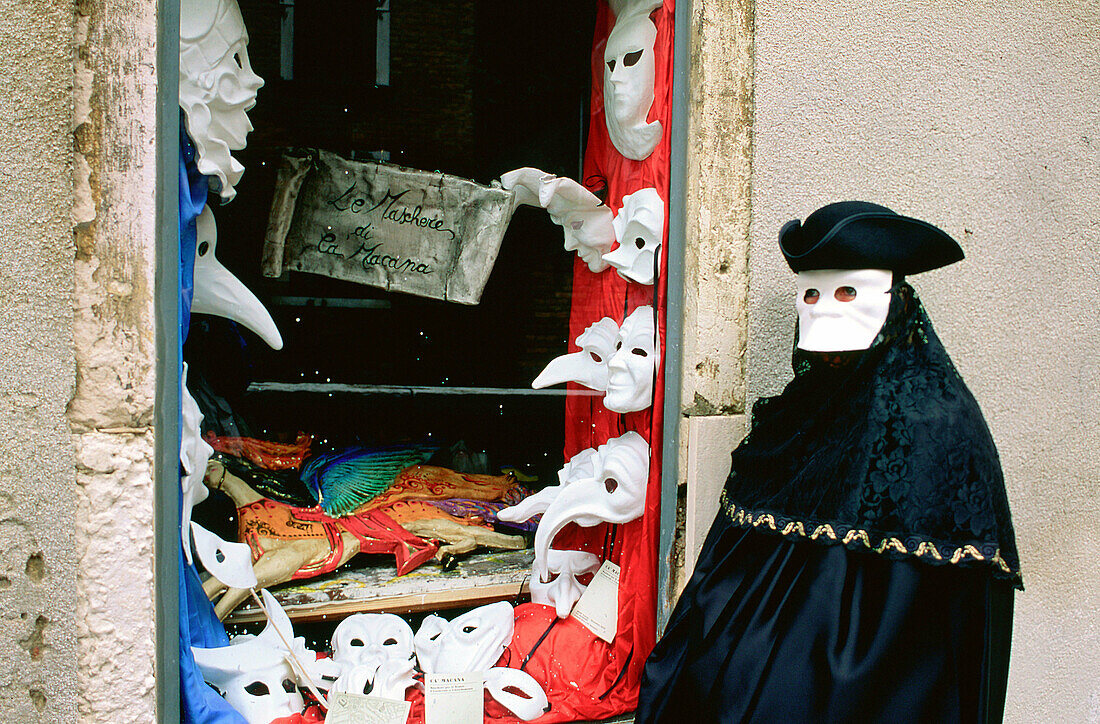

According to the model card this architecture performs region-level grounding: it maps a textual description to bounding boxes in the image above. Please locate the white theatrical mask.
[181,363,212,564]
[190,521,257,590]
[604,305,659,413]
[331,658,417,702]
[192,205,283,349]
[605,188,664,285]
[528,432,650,580]
[603,0,664,160]
[180,0,264,201]
[414,601,514,675]
[330,614,415,676]
[485,667,550,721]
[498,448,597,526]
[532,317,619,391]
[795,269,893,352]
[530,549,603,619]
[501,168,615,272]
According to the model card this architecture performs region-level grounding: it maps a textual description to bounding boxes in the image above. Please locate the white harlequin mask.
[605,306,659,413]
[603,1,664,160]
[192,205,283,349]
[414,601,514,674]
[605,188,664,285]
[485,667,549,721]
[530,549,602,619]
[795,269,892,352]
[530,432,649,580]
[532,317,619,391]
[180,363,212,564]
[190,521,257,590]
[331,614,415,675]
[180,0,264,201]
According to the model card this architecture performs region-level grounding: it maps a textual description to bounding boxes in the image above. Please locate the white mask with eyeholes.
[605,187,664,285]
[330,613,415,676]
[531,317,619,392]
[605,305,659,413]
[603,1,664,160]
[413,601,514,675]
[795,269,893,352]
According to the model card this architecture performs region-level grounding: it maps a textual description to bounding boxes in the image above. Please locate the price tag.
[570,560,620,643]
[324,691,411,724]
[424,673,484,724]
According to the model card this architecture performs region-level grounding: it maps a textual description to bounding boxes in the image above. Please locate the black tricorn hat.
[778,201,964,275]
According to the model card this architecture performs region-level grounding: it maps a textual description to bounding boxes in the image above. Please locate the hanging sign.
[261,149,516,304]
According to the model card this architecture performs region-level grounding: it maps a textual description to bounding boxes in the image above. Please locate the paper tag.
[424,673,484,724]
[570,560,620,643]
[324,691,411,724]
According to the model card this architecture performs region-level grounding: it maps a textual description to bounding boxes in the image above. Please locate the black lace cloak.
[722,282,1021,587]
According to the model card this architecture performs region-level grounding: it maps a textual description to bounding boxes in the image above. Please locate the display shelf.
[225,549,535,624]
[268,296,393,309]
[247,382,602,397]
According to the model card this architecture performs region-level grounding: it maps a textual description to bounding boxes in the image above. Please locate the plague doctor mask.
[605,187,664,285]
[795,269,892,352]
[414,601,514,674]
[330,613,415,675]
[532,317,619,391]
[603,0,664,160]
[180,0,264,201]
[605,305,659,413]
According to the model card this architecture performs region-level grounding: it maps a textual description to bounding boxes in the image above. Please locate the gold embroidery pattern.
[720,490,1018,578]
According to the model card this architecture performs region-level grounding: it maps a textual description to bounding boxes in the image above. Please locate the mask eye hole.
[590,352,603,363]
[462,625,477,634]
[244,681,270,697]
[282,678,296,693]
[606,59,616,73]
[571,220,584,230]
[834,286,857,302]
[623,49,644,67]
[383,638,398,646]
[233,52,244,70]
[631,347,648,357]
[350,638,364,647]
[214,548,225,563]
[604,477,619,493]
[429,632,440,641]
[615,341,622,351]
[634,237,646,249]
[803,289,820,304]
[198,240,210,257]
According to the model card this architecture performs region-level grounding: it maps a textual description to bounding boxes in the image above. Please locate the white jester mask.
[330,614,415,675]
[530,549,602,619]
[180,363,212,564]
[795,269,893,352]
[603,0,664,160]
[526,432,650,580]
[532,317,619,391]
[192,205,283,349]
[605,187,664,285]
[414,601,514,674]
[605,305,659,413]
[501,168,615,272]
[180,0,264,201]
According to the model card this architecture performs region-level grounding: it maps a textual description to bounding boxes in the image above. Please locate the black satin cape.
[637,284,1019,723]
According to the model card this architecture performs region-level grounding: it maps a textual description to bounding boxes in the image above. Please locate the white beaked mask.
[795,269,893,352]
[605,305,659,413]
[180,0,264,201]
[414,601,514,675]
[330,614,415,676]
[501,168,615,272]
[532,317,619,391]
[181,363,212,564]
[603,0,664,160]
[605,188,664,285]
[530,549,603,619]
[193,205,284,349]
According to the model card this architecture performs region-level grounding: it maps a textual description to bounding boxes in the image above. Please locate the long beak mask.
[529,432,650,580]
[192,205,283,350]
[531,317,619,391]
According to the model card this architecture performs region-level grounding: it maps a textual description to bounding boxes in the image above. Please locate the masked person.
[637,201,1021,723]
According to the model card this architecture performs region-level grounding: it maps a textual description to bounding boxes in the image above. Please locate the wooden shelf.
[247,382,601,397]
[225,549,534,624]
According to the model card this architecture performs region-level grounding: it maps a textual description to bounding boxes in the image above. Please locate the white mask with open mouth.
[532,317,619,391]
[605,187,664,285]
[605,305,659,413]
[180,0,264,201]
[603,0,664,160]
[795,269,892,352]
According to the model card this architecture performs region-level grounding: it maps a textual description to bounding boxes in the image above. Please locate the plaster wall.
[0,1,79,720]
[749,2,1100,721]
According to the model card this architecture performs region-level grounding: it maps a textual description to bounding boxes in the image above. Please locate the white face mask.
[180,0,264,201]
[604,305,658,413]
[192,205,283,349]
[190,521,257,590]
[530,432,649,580]
[795,269,893,352]
[605,187,664,285]
[531,317,619,391]
[330,659,417,702]
[603,2,663,160]
[414,601,514,674]
[180,363,212,564]
[330,614,415,675]
[530,549,603,619]
[485,667,549,721]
